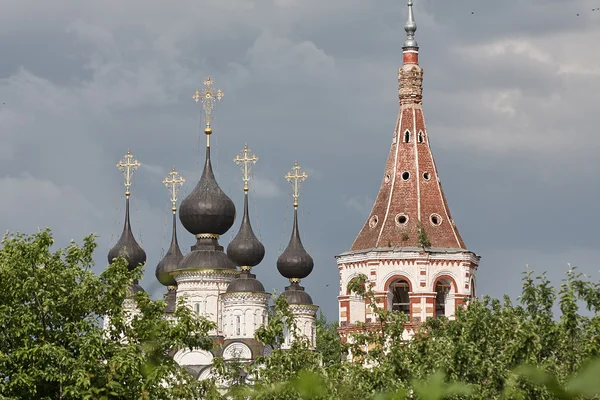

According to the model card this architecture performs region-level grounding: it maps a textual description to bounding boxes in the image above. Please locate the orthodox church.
[336,0,480,340]
[105,78,318,379]
[103,0,479,378]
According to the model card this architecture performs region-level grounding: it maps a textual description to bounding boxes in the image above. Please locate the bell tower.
[336,0,480,339]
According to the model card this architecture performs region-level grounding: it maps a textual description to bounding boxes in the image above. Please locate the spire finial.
[403,0,418,49]
[116,149,141,197]
[193,76,224,136]
[163,167,185,212]
[233,144,259,192]
[285,161,308,208]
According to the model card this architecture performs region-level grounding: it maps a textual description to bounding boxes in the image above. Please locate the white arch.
[173,348,214,366]
[430,270,460,293]
[380,270,417,292]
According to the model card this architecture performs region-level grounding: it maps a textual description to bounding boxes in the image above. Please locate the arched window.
[236,315,241,335]
[404,130,411,143]
[435,280,452,318]
[470,278,476,299]
[418,131,424,143]
[194,302,200,315]
[390,279,410,314]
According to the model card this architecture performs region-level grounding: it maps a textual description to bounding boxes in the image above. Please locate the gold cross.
[193,76,224,130]
[116,149,141,197]
[162,167,185,211]
[233,144,259,192]
[284,161,308,207]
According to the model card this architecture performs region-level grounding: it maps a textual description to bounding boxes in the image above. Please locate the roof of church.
[156,212,183,287]
[175,77,238,273]
[227,145,265,270]
[350,1,467,252]
[277,162,314,281]
[108,150,147,272]
[156,168,185,287]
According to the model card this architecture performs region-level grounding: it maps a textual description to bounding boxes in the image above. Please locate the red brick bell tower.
[336,0,480,340]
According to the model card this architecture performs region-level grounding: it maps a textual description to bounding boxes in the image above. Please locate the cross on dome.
[233,144,259,192]
[285,161,308,208]
[116,149,140,197]
[193,76,224,131]
[162,167,185,211]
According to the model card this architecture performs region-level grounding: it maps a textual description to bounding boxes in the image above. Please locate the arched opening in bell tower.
[435,279,453,318]
[389,279,410,315]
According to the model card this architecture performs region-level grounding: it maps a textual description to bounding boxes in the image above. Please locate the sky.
[1,0,599,320]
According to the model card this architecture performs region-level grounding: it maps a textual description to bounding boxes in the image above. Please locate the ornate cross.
[193,76,224,130]
[285,161,308,208]
[116,149,141,197]
[162,167,185,211]
[233,144,259,192]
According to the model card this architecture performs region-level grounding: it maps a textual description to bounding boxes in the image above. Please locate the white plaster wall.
[174,270,238,335]
[221,292,269,340]
[281,304,318,350]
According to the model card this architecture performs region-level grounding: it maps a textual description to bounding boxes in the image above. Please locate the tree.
[0,229,214,400]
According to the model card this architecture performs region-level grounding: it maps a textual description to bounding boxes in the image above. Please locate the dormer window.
[418,131,424,143]
[404,130,411,143]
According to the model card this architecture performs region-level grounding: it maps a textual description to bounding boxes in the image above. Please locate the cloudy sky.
[1,0,599,320]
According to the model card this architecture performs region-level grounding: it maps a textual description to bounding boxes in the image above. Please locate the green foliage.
[0,229,213,399]
[207,267,600,399]
[3,229,600,399]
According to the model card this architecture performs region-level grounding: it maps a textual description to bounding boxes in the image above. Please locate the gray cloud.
[1,0,599,319]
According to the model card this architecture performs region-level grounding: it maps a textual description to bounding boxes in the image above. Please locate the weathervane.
[193,76,224,133]
[284,161,308,208]
[163,167,185,212]
[233,145,259,192]
[116,149,141,197]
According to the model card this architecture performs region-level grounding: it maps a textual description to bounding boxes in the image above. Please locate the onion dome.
[156,168,185,287]
[108,197,147,271]
[227,145,265,269]
[180,77,234,237]
[226,145,266,294]
[277,161,314,283]
[156,213,183,286]
[108,150,146,272]
[179,145,236,236]
[280,282,313,305]
[175,77,237,272]
[227,192,265,268]
[277,207,314,280]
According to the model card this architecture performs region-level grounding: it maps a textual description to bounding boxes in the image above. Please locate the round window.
[395,213,409,226]
[423,172,431,180]
[401,171,410,180]
[384,173,391,183]
[369,215,379,229]
[430,213,442,226]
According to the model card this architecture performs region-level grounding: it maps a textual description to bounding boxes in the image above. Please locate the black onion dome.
[281,282,313,305]
[227,192,265,268]
[277,208,313,280]
[156,213,183,287]
[226,270,265,293]
[179,147,236,236]
[108,197,147,271]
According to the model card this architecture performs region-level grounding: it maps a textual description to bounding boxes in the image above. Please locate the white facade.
[221,292,270,340]
[281,304,318,350]
[337,247,479,329]
[173,269,238,335]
